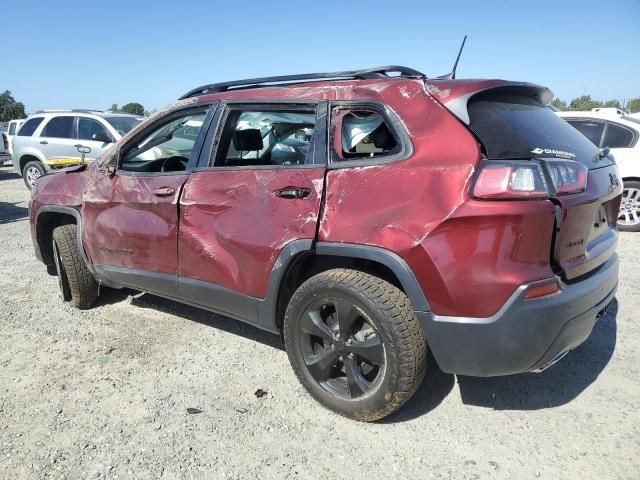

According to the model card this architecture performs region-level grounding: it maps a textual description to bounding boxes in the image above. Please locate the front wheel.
[283,269,427,421]
[22,160,45,189]
[617,180,640,232]
[52,224,99,309]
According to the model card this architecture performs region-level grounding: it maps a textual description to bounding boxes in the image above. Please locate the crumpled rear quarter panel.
[319,82,556,317]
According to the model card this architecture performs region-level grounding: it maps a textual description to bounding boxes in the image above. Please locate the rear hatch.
[453,87,622,280]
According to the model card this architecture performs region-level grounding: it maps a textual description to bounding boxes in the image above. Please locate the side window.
[8,123,16,135]
[120,110,206,173]
[41,116,75,139]
[17,117,44,137]
[602,123,635,148]
[78,118,113,142]
[333,109,398,160]
[212,108,316,167]
[567,120,605,147]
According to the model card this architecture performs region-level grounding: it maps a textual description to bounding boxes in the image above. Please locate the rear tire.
[283,269,427,422]
[617,180,640,232]
[22,160,45,189]
[52,224,99,309]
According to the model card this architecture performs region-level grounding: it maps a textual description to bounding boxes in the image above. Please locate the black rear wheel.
[284,269,427,421]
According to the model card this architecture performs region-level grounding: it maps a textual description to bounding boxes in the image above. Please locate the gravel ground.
[0,165,638,480]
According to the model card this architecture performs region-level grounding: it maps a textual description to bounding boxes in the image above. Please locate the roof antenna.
[437,35,467,80]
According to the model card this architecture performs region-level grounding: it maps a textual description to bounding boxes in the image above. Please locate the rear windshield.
[105,116,143,136]
[468,93,609,167]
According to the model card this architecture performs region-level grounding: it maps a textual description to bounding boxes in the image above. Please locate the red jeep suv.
[29,66,621,421]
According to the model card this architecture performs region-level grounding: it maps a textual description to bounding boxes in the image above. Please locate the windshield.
[468,93,608,168]
[105,116,143,136]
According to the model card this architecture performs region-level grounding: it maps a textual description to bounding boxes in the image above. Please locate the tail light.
[473,161,548,199]
[472,159,588,200]
[545,160,588,195]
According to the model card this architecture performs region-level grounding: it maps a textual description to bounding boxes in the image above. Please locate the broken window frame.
[328,101,413,169]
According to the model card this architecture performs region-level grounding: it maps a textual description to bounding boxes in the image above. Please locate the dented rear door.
[177,102,327,300]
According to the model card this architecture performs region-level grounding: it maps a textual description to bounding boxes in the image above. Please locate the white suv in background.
[0,126,8,166]
[558,110,640,231]
[5,119,25,163]
[12,110,143,188]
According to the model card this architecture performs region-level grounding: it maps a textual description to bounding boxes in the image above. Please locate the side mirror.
[99,156,118,177]
[92,132,113,143]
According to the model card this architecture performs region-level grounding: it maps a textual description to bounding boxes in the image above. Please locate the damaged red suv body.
[29,66,621,421]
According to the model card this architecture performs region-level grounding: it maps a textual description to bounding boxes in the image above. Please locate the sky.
[4,0,639,113]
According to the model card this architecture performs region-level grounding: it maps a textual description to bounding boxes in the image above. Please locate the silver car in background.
[12,110,143,188]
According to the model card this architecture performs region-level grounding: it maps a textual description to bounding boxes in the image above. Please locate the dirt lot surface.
[0,165,638,479]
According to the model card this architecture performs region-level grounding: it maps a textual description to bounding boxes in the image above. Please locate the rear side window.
[41,116,75,139]
[333,109,398,160]
[17,117,44,137]
[467,93,605,167]
[567,120,605,146]
[602,122,635,148]
[78,118,112,142]
[213,108,316,167]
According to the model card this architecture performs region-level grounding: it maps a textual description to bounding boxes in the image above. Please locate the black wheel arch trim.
[34,205,97,276]
[313,242,430,313]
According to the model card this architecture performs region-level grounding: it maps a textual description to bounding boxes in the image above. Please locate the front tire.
[283,269,427,421]
[22,160,45,189]
[52,224,99,309]
[617,180,640,232]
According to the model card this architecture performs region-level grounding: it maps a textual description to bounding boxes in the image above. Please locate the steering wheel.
[160,156,188,172]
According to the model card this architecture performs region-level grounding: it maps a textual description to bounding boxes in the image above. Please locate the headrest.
[233,129,263,151]
[371,125,396,149]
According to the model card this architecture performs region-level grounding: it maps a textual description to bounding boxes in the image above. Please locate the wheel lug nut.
[346,339,353,345]
[347,353,355,359]
[338,355,343,362]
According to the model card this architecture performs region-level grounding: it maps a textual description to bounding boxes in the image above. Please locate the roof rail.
[179,65,426,100]
[34,109,104,114]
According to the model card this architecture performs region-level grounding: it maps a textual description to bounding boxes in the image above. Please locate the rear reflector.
[524,280,560,299]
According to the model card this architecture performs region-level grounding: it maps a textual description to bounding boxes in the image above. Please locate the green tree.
[0,90,27,121]
[550,98,567,110]
[627,98,640,113]
[110,103,119,112]
[568,95,602,111]
[121,102,144,116]
[602,99,622,109]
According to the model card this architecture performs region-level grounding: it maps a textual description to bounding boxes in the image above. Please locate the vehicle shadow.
[380,353,456,423]
[383,299,618,422]
[457,299,617,410]
[95,288,617,420]
[0,166,20,181]
[114,290,286,351]
[0,201,28,224]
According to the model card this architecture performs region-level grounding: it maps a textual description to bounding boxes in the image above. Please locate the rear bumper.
[419,254,618,377]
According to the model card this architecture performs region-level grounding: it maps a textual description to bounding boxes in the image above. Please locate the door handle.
[274,187,312,200]
[40,140,48,145]
[153,187,176,197]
